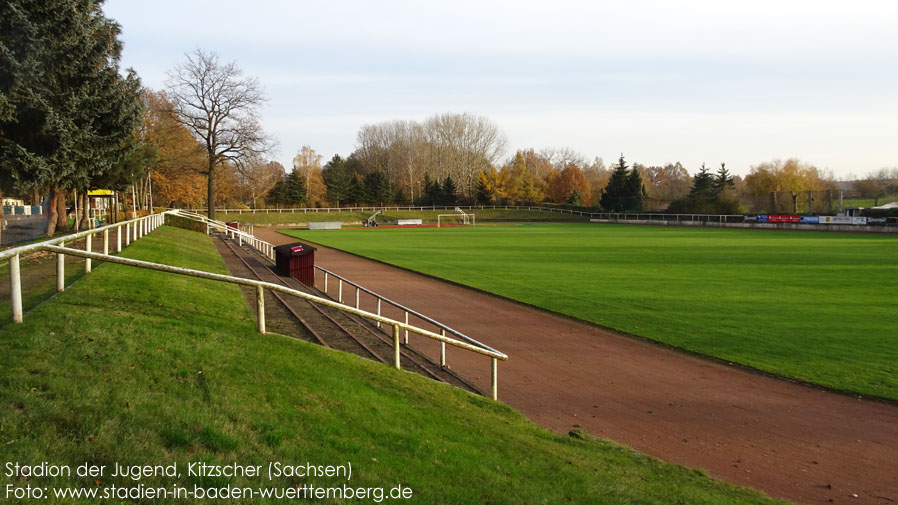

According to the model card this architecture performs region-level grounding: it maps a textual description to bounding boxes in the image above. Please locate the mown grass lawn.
[0,226,786,504]
[286,223,898,401]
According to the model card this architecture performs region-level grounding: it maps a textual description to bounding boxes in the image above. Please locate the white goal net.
[437,208,475,227]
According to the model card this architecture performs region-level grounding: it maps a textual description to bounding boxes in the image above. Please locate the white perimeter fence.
[1,209,507,400]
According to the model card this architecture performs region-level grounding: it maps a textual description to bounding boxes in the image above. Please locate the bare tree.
[166,49,273,219]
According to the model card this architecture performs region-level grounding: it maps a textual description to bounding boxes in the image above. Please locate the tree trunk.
[46,189,58,236]
[56,187,68,231]
[83,192,90,228]
[73,190,80,231]
[131,186,137,219]
[207,156,216,221]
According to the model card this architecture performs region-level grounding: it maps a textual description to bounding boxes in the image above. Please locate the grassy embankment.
[219,208,587,225]
[286,223,898,401]
[0,226,786,504]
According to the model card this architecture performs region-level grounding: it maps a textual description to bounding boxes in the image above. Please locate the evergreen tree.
[713,162,735,194]
[266,178,287,206]
[346,176,363,206]
[626,165,645,211]
[393,188,410,206]
[441,175,457,206]
[688,163,716,201]
[600,154,631,211]
[567,188,582,206]
[475,171,492,205]
[363,170,390,205]
[421,175,442,206]
[283,171,307,205]
[322,154,352,206]
[0,0,143,209]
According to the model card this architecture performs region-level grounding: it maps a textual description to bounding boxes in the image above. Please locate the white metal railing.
[34,243,508,400]
[1,211,168,323]
[3,208,508,400]
[314,266,504,371]
[172,210,275,261]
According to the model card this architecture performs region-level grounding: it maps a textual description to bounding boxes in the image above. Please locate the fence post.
[440,329,446,367]
[392,324,401,370]
[355,287,360,309]
[133,219,137,241]
[324,272,328,294]
[57,242,65,292]
[491,358,498,401]
[125,222,131,246]
[103,229,109,255]
[404,311,409,344]
[9,253,23,323]
[257,286,266,334]
[338,279,343,303]
[84,233,92,273]
[116,225,122,252]
[376,299,381,328]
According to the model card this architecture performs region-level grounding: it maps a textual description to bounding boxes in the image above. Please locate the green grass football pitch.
[285,223,898,401]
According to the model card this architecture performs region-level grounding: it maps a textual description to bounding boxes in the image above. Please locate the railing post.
[103,229,109,255]
[125,222,131,246]
[491,358,498,401]
[392,324,401,370]
[9,253,23,323]
[84,233,92,273]
[324,272,328,294]
[376,298,381,328]
[440,329,447,367]
[133,219,137,241]
[257,285,266,334]
[338,279,343,303]
[404,311,409,344]
[355,287,360,309]
[116,225,122,252]
[57,242,65,292]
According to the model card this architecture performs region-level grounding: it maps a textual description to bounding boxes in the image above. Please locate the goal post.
[437,213,475,228]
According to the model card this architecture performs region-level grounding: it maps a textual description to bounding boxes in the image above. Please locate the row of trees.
[1,1,277,244]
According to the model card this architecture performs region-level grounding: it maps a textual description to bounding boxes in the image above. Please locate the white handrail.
[3,209,507,400]
[40,244,507,400]
[314,265,505,358]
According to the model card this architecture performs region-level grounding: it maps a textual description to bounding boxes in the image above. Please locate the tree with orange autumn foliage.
[545,164,591,204]
[142,90,207,208]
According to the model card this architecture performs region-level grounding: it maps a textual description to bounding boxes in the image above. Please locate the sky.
[103,0,898,178]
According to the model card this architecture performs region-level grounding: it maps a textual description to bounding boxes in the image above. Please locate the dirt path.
[257,227,898,505]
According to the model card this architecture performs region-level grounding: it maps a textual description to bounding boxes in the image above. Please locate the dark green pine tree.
[688,163,717,201]
[322,154,352,206]
[284,171,308,205]
[266,178,287,206]
[713,162,735,194]
[0,0,143,195]
[567,188,582,206]
[626,165,645,211]
[475,171,492,205]
[421,175,442,206]
[441,175,457,206]
[346,175,363,206]
[363,170,391,205]
[600,154,631,211]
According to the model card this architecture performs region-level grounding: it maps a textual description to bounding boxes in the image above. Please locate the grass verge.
[0,226,786,504]
[285,223,898,401]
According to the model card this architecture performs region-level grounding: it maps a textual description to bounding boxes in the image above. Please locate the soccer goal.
[437,208,476,228]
